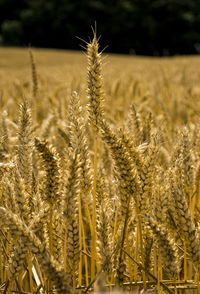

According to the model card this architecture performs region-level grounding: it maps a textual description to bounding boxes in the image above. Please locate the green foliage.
[1,20,22,46]
[0,0,200,55]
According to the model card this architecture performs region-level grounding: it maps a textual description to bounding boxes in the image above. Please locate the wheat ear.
[1,110,9,155]
[127,103,142,146]
[172,188,200,270]
[7,203,49,280]
[29,49,38,97]
[63,149,80,287]
[87,32,104,133]
[35,137,61,265]
[69,91,93,194]
[35,137,61,206]
[17,100,33,213]
[145,215,180,279]
[0,207,72,294]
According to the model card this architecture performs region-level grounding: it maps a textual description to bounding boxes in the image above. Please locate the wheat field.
[1,35,200,294]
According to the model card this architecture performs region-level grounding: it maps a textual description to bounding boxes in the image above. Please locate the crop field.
[1,36,200,293]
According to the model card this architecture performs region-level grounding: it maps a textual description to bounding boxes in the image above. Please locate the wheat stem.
[26,252,33,294]
[134,225,139,282]
[78,190,82,287]
[184,241,187,280]
[85,192,93,235]
[81,218,89,286]
[135,200,147,289]
[91,136,98,282]
[4,231,9,281]
[49,205,53,255]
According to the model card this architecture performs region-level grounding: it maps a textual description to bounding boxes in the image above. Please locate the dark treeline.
[1,0,200,55]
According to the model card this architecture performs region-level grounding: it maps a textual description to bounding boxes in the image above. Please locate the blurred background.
[1,0,200,56]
